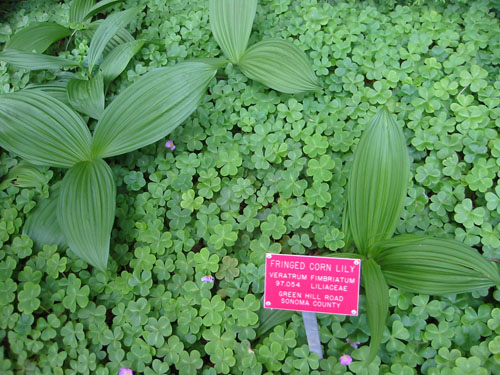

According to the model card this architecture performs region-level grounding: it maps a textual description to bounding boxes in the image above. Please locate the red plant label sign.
[264,253,361,315]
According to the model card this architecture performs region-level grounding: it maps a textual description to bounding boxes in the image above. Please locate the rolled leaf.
[87,7,138,73]
[347,107,409,255]
[0,161,49,191]
[0,49,78,70]
[70,0,95,23]
[185,57,229,70]
[238,39,321,94]
[80,20,134,55]
[58,159,115,271]
[84,0,125,21]
[100,39,144,85]
[91,61,217,158]
[67,71,105,119]
[25,72,76,106]
[23,182,67,249]
[209,0,257,64]
[6,22,72,53]
[342,201,353,251]
[363,258,389,365]
[26,80,71,106]
[375,235,500,294]
[257,305,295,337]
[0,91,92,168]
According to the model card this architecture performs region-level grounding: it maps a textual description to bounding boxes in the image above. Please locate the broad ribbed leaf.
[257,306,294,337]
[347,107,409,255]
[209,0,257,64]
[92,62,217,158]
[80,21,134,55]
[363,258,389,364]
[239,39,321,94]
[67,72,105,119]
[23,183,67,249]
[70,0,95,23]
[100,39,144,85]
[6,22,72,53]
[87,7,138,73]
[0,91,92,168]
[375,235,500,294]
[58,159,115,271]
[84,0,124,21]
[0,49,78,70]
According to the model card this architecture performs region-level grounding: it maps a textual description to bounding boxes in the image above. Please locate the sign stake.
[302,311,323,359]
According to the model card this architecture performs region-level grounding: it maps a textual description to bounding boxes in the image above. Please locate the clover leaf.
[216,256,240,281]
[209,223,238,249]
[200,295,226,326]
[260,214,287,240]
[232,294,259,327]
[18,281,40,314]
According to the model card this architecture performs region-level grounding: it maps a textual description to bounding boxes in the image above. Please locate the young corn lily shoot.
[342,107,500,365]
[257,106,500,366]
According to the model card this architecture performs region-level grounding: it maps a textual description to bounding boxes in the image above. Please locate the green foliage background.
[1,0,500,374]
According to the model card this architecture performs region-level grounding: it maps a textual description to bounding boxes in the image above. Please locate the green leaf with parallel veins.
[209,0,257,64]
[363,258,389,365]
[0,49,78,70]
[57,159,115,271]
[238,39,321,94]
[347,107,409,255]
[92,61,217,158]
[0,91,92,168]
[23,183,67,249]
[86,7,138,73]
[67,71,105,119]
[374,234,500,294]
[6,22,72,53]
[70,0,95,23]
[80,20,135,55]
[100,39,144,85]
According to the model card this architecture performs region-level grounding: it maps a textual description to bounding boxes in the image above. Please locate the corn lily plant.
[0,61,218,271]
[0,0,320,271]
[258,107,500,364]
[208,0,320,94]
[343,107,500,363]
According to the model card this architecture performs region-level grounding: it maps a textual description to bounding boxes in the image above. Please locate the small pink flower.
[119,368,133,375]
[339,354,353,366]
[201,275,214,283]
[165,140,176,150]
[346,338,360,349]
